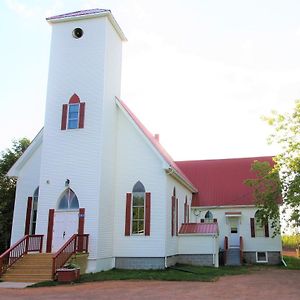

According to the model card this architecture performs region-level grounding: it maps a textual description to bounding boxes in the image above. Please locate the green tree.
[267,101,300,231]
[0,138,30,253]
[249,100,300,234]
[244,160,282,235]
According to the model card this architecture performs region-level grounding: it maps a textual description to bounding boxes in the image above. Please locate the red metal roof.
[46,9,110,21]
[175,157,275,207]
[179,223,218,234]
[116,98,197,191]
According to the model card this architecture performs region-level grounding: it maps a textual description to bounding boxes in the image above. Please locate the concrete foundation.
[243,251,281,264]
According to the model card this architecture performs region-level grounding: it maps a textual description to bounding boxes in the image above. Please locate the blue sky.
[1,0,300,160]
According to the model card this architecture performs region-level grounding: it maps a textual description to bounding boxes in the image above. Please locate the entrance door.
[229,217,240,248]
[52,211,78,252]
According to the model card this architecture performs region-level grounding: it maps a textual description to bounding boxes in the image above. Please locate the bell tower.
[37,9,126,271]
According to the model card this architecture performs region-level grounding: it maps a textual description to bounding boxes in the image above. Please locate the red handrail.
[239,236,243,264]
[0,235,43,276]
[52,234,89,278]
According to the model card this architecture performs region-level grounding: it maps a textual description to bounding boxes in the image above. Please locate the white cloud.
[5,0,37,17]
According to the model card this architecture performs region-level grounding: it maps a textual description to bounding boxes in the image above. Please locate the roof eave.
[7,128,43,177]
[166,167,198,193]
[178,233,218,236]
[46,11,127,41]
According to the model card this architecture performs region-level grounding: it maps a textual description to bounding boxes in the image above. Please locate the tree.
[0,138,30,253]
[266,100,300,232]
[247,100,300,234]
[244,160,282,235]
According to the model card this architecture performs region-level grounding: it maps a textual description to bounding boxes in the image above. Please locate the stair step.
[1,275,52,283]
[0,253,54,282]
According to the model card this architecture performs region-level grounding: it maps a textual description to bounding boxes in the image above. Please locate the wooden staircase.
[1,253,53,282]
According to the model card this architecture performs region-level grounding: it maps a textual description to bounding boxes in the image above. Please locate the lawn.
[283,255,300,270]
[29,258,300,288]
[29,264,250,288]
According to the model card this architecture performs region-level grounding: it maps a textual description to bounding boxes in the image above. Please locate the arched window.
[205,211,213,223]
[30,187,39,234]
[61,93,86,130]
[57,188,79,210]
[132,181,145,234]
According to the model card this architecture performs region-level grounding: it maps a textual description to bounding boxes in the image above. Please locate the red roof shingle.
[175,157,274,207]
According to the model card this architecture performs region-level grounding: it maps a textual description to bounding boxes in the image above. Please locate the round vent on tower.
[72,28,83,39]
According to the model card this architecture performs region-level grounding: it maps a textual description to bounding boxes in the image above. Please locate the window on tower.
[68,104,80,129]
[61,93,86,130]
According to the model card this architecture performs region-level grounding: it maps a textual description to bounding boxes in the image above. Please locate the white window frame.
[256,251,268,263]
[67,103,80,129]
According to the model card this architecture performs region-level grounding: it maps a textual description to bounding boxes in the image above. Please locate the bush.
[282,235,300,249]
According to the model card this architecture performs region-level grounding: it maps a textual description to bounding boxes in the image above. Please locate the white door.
[52,211,78,252]
[229,217,240,248]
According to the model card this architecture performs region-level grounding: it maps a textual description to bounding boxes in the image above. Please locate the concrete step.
[225,248,241,266]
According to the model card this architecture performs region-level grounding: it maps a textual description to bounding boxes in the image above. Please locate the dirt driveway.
[1,268,299,300]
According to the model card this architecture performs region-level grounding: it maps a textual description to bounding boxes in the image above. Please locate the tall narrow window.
[58,188,79,210]
[132,181,145,234]
[61,93,86,130]
[254,211,266,237]
[250,211,269,238]
[30,187,39,235]
[68,104,80,129]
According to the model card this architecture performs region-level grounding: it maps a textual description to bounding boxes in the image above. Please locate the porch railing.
[52,234,89,278]
[224,236,228,265]
[0,235,43,276]
[239,236,244,265]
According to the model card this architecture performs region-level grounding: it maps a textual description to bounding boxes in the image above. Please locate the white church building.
[2,9,281,278]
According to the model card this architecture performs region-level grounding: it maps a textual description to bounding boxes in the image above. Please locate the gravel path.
[0,268,299,300]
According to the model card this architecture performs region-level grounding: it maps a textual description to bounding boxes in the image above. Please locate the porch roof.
[179,223,218,235]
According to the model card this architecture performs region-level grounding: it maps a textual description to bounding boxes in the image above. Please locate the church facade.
[6,9,282,273]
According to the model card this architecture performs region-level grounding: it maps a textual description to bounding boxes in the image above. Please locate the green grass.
[28,264,250,288]
[283,255,300,269]
[27,258,300,289]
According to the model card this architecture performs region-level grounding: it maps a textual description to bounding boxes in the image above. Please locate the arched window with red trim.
[61,93,86,130]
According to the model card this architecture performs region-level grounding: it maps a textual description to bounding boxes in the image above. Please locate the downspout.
[281,255,287,267]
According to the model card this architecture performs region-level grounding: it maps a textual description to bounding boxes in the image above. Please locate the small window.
[231,227,238,234]
[72,28,83,39]
[205,211,213,223]
[68,104,80,129]
[256,252,268,263]
[61,94,86,130]
[132,181,145,234]
[58,188,79,210]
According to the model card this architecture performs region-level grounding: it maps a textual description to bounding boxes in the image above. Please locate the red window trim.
[145,192,151,236]
[125,193,132,236]
[24,197,33,235]
[61,94,85,130]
